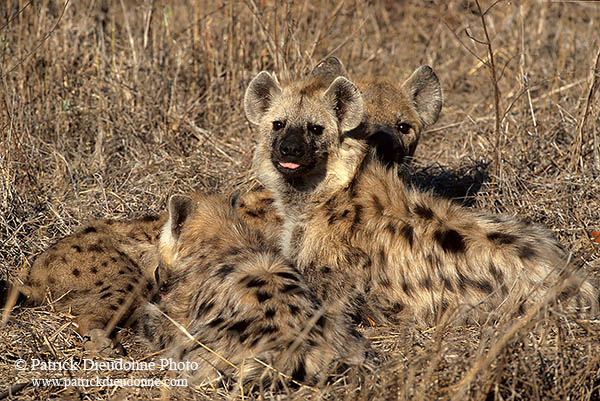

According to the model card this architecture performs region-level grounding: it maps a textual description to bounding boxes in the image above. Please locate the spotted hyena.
[237,57,435,235]
[12,60,344,355]
[244,66,598,325]
[20,214,166,353]
[138,192,375,388]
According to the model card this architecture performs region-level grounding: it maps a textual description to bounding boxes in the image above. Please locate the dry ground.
[1,0,600,399]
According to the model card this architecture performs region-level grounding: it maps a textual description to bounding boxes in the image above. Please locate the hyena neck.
[316,136,368,201]
[271,182,309,227]
[276,136,369,259]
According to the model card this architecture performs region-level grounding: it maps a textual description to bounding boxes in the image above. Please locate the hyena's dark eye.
[309,124,324,135]
[273,121,285,131]
[396,122,412,135]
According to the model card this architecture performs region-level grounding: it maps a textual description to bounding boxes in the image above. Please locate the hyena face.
[357,67,442,166]
[244,65,442,200]
[245,71,363,194]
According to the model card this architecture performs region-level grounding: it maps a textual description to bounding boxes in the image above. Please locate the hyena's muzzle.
[366,123,417,167]
[270,123,323,179]
[346,121,412,167]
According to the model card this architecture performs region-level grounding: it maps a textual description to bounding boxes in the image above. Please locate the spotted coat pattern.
[21,214,166,352]
[244,66,598,326]
[138,192,375,387]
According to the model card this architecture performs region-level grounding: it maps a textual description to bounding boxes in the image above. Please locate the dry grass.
[1,0,600,399]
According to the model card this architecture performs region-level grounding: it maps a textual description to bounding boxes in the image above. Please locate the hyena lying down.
[20,214,166,354]
[237,57,438,239]
[244,66,598,325]
[139,192,375,387]
[15,57,418,355]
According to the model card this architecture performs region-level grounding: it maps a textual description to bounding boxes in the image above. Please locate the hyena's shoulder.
[234,185,283,247]
[139,192,375,388]
[21,213,166,353]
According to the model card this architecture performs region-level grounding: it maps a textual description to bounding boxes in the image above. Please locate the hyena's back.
[297,163,598,325]
[22,214,165,337]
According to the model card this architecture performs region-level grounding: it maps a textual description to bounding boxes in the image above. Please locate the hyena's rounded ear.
[228,190,241,208]
[310,56,347,83]
[167,194,196,240]
[402,65,443,127]
[244,71,282,125]
[323,76,364,132]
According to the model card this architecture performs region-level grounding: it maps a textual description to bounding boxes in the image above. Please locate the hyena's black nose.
[367,130,402,167]
[279,134,305,157]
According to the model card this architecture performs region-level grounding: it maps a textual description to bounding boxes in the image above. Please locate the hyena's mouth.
[366,130,406,167]
[270,129,321,180]
[271,135,315,177]
[273,158,314,176]
[279,161,301,170]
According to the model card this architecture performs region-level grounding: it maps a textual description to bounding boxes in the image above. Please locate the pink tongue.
[280,162,300,170]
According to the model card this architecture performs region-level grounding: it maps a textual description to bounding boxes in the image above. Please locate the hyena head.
[244,68,363,197]
[156,192,236,294]
[357,66,442,166]
[244,65,442,202]
[306,58,442,168]
[158,192,236,266]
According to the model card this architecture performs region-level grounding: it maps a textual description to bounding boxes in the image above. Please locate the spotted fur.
[21,214,166,352]
[244,66,598,325]
[138,192,375,388]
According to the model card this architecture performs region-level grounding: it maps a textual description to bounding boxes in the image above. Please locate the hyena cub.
[244,66,598,325]
[139,192,375,387]
[20,214,166,353]
[237,57,430,236]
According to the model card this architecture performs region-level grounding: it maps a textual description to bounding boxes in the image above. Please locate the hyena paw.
[82,328,126,357]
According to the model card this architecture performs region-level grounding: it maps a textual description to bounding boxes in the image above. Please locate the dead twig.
[570,45,600,172]
[474,0,503,185]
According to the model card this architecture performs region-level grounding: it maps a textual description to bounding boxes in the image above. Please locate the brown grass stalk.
[570,44,600,172]
[474,0,503,187]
